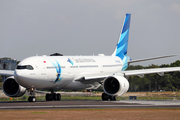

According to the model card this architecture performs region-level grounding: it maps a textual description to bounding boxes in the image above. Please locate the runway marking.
[115,100,180,105]
[0,104,178,109]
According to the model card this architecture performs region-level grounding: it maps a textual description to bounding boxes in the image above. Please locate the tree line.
[127,60,180,91]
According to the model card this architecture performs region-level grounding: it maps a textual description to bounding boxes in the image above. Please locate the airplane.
[1,13,180,102]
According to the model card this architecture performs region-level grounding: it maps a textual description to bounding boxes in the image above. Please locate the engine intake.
[3,76,26,97]
[103,75,129,96]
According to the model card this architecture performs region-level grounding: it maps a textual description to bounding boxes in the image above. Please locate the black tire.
[53,93,57,101]
[46,93,61,101]
[110,96,116,101]
[46,93,52,101]
[28,96,32,102]
[57,93,61,101]
[47,93,53,101]
[102,93,109,101]
[28,96,36,102]
[32,96,36,102]
[46,94,49,101]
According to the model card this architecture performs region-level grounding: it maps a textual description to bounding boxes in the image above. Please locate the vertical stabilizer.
[112,13,131,59]
[112,13,131,71]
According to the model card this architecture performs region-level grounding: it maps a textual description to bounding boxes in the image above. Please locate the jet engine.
[3,76,26,97]
[103,75,129,96]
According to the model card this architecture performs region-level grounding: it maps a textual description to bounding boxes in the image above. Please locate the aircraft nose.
[14,64,35,82]
[14,70,21,80]
[14,70,28,86]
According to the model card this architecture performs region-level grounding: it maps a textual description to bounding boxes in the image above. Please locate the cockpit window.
[16,65,34,70]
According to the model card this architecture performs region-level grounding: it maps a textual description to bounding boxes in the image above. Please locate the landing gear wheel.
[28,96,31,102]
[110,96,116,101]
[101,93,117,101]
[46,93,53,101]
[57,93,61,101]
[45,92,61,101]
[32,96,36,102]
[28,96,36,102]
[102,93,109,101]
[53,93,58,101]
[46,94,49,101]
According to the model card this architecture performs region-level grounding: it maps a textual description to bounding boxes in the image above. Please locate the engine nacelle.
[3,76,26,97]
[103,75,129,96]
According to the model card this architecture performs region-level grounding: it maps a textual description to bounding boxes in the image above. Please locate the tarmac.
[0,100,180,110]
[1,90,180,110]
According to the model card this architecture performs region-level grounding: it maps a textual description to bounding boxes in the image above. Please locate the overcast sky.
[0,0,180,66]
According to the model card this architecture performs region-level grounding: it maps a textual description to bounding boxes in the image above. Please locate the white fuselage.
[14,55,123,90]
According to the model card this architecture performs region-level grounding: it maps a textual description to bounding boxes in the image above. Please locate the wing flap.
[75,75,109,84]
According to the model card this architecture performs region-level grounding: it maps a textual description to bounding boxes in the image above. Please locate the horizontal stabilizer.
[128,54,176,64]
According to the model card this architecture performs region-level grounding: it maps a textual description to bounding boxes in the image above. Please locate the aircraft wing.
[0,70,14,76]
[121,67,180,77]
[76,67,180,84]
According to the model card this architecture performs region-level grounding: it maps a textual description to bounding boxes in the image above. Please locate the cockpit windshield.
[16,65,34,70]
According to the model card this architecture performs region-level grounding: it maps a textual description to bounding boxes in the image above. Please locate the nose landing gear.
[28,88,36,102]
[28,96,36,102]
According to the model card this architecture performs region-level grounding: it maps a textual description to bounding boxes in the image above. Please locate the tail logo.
[115,14,131,60]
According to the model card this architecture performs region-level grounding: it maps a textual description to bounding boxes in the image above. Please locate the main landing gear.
[28,88,36,102]
[101,93,116,101]
[46,90,61,101]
